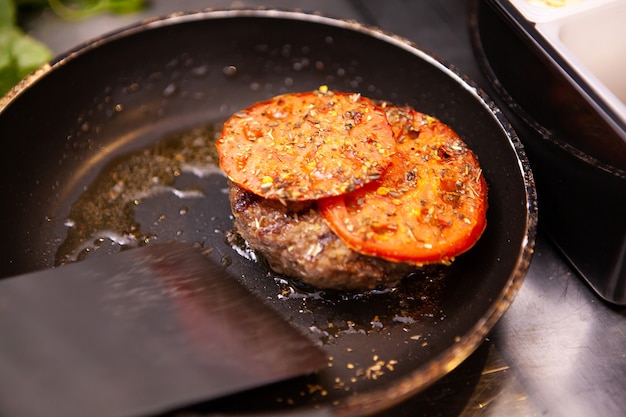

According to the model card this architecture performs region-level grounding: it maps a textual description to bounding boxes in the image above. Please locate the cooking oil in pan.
[55,124,223,265]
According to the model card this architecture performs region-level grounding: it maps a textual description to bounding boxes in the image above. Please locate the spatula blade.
[0,242,327,417]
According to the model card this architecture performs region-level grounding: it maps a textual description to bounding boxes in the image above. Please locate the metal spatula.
[0,242,327,417]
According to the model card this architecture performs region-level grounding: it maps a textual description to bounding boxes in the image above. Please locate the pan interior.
[0,11,534,415]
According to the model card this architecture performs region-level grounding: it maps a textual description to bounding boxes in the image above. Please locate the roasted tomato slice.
[318,106,488,264]
[216,87,396,201]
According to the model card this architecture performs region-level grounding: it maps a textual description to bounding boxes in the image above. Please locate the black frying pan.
[0,9,537,416]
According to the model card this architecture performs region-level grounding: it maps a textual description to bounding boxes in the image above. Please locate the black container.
[470,0,626,305]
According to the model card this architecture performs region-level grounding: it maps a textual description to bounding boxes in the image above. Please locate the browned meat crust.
[228,182,414,290]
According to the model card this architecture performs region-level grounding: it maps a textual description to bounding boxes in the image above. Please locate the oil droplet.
[122,83,140,94]
[281,44,292,57]
[392,315,416,324]
[163,83,178,97]
[223,65,237,77]
[221,255,232,267]
[131,185,205,200]
[192,65,209,77]
[181,162,224,178]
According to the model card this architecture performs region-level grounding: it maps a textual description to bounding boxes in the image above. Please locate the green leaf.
[106,0,144,15]
[0,25,51,96]
[48,0,145,20]
[13,30,51,77]
[0,0,17,27]
[1,0,145,96]
[0,26,20,95]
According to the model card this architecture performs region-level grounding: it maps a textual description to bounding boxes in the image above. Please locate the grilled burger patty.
[229,182,414,290]
[218,88,487,291]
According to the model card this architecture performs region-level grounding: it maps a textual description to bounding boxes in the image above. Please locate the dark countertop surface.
[22,1,626,416]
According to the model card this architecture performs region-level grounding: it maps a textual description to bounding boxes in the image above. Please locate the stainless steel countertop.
[22,1,626,416]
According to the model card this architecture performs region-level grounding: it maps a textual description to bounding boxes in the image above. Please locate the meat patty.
[228,182,414,290]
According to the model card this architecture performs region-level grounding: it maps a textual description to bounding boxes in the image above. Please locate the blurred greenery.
[47,0,145,20]
[1,0,145,96]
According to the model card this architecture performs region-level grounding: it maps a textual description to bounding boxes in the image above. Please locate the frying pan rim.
[0,7,538,416]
